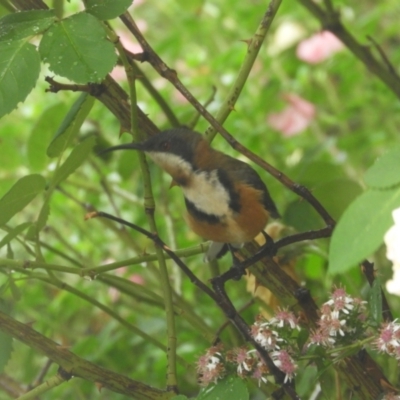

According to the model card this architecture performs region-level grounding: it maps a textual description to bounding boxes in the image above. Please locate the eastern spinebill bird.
[102,128,279,262]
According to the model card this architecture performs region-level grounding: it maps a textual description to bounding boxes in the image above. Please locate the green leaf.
[197,376,249,400]
[85,0,133,20]
[0,40,40,118]
[364,147,400,189]
[170,396,188,400]
[329,187,400,274]
[283,200,322,232]
[0,300,13,372]
[39,12,117,83]
[47,93,95,158]
[0,222,32,249]
[369,278,383,326]
[51,136,97,188]
[36,199,51,233]
[28,102,70,170]
[0,175,46,227]
[313,178,363,220]
[295,160,346,187]
[0,10,56,42]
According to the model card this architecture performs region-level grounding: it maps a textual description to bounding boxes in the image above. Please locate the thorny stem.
[204,0,283,142]
[297,0,400,100]
[90,211,300,398]
[8,1,395,397]
[119,10,336,230]
[111,25,179,391]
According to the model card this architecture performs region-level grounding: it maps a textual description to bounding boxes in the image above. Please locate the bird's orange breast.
[185,183,269,244]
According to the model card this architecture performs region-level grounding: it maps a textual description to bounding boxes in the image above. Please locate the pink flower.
[197,344,225,386]
[374,320,400,357]
[269,308,300,330]
[271,350,297,383]
[296,31,343,64]
[308,328,335,348]
[267,94,315,136]
[129,274,145,285]
[251,322,283,350]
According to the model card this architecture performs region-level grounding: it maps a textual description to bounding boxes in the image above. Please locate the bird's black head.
[100,128,204,165]
[135,128,204,164]
[100,128,207,183]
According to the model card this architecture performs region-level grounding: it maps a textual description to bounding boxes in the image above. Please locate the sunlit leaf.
[329,187,400,274]
[39,12,117,83]
[364,147,400,189]
[28,102,70,170]
[0,40,40,118]
[47,93,95,158]
[0,9,56,41]
[85,0,133,20]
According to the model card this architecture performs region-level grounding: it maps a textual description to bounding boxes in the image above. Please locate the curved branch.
[0,311,170,400]
[297,0,400,99]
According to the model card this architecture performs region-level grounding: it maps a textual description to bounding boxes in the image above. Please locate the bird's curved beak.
[98,141,146,155]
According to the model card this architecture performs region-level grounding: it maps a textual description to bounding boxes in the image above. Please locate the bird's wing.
[227,160,280,219]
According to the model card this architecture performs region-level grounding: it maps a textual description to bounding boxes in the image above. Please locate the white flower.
[207,356,221,371]
[385,208,400,295]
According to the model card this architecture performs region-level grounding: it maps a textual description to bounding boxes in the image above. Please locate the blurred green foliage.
[0,0,399,398]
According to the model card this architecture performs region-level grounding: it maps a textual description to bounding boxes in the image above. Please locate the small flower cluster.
[196,344,225,387]
[196,289,400,390]
[196,344,270,387]
[308,287,367,348]
[374,319,400,361]
[251,309,300,383]
[197,308,301,387]
[226,347,269,385]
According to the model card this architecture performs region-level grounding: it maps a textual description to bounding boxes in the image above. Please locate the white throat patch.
[147,151,231,218]
[183,170,231,218]
[147,152,192,177]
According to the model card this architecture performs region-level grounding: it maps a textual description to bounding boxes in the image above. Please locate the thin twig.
[188,85,217,130]
[214,299,255,340]
[88,211,218,301]
[367,35,399,77]
[119,11,336,229]
[0,311,169,399]
[297,0,400,99]
[204,0,283,142]
[91,211,301,398]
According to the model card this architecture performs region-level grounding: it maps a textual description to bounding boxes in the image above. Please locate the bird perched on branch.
[102,127,279,262]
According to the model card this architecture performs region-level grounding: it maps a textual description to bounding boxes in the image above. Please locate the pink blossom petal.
[284,93,316,119]
[267,94,315,136]
[129,274,145,285]
[296,31,343,64]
